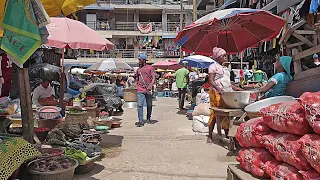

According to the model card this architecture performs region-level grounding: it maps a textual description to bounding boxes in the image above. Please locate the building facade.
[77,0,195,65]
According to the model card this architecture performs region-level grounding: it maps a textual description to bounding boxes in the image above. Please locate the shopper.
[135,54,156,127]
[313,53,320,66]
[175,61,189,110]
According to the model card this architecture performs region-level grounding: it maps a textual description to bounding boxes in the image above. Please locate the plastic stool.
[163,89,170,97]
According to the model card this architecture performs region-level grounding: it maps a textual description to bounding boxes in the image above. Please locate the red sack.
[271,163,303,180]
[300,134,320,174]
[300,170,320,180]
[235,117,273,147]
[299,92,320,134]
[264,160,282,177]
[261,133,312,170]
[260,100,311,135]
[236,148,275,178]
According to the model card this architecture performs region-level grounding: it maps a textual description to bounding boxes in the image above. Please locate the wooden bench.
[210,107,246,151]
[227,164,268,180]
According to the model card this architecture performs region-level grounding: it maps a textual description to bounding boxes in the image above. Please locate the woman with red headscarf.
[207,47,243,144]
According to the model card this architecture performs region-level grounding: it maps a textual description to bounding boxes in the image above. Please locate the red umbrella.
[152,60,182,70]
[45,17,114,50]
[175,8,285,55]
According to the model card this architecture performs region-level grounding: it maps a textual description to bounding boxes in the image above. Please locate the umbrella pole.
[59,48,66,116]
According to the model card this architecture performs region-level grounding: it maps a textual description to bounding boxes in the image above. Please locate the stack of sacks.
[192,103,210,133]
[235,91,320,178]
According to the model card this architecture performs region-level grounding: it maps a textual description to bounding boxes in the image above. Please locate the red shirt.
[0,54,13,81]
[136,65,156,93]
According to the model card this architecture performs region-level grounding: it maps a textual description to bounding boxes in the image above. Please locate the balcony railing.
[85,21,185,32]
[92,0,192,5]
[80,49,181,59]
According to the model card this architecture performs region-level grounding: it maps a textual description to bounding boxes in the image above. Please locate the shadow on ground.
[74,163,105,180]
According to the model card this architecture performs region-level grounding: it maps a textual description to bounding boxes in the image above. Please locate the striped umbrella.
[180,55,216,68]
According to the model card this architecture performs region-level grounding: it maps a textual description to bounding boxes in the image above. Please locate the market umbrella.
[45,17,114,51]
[180,55,216,68]
[40,0,96,17]
[85,58,133,73]
[175,8,286,55]
[152,60,182,70]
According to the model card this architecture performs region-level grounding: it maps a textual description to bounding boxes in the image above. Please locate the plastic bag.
[235,117,273,147]
[271,163,303,180]
[299,92,320,134]
[300,134,320,174]
[260,100,311,135]
[300,170,320,180]
[262,133,312,170]
[192,115,209,133]
[236,148,275,178]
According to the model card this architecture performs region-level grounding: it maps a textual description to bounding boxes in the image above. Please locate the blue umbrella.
[179,55,216,68]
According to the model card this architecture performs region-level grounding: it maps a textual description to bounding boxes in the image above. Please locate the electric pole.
[179,0,183,59]
[193,0,197,21]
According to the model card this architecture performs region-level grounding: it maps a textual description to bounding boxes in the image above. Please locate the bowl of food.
[37,106,61,119]
[221,90,259,109]
[111,121,122,128]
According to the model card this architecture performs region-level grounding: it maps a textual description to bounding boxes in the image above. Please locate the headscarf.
[212,47,226,60]
[279,56,293,79]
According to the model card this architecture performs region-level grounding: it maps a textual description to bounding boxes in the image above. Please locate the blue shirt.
[265,72,292,98]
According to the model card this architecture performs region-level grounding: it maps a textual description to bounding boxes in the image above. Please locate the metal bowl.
[244,96,295,113]
[221,91,259,109]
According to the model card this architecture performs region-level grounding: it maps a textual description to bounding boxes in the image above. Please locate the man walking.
[135,54,156,127]
[175,61,189,110]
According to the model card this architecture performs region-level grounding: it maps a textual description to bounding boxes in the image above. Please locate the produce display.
[262,133,312,170]
[235,117,273,147]
[236,148,275,178]
[299,92,320,134]
[260,100,311,135]
[235,91,320,178]
[29,157,74,172]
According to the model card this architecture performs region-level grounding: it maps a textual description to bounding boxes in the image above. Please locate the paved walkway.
[76,98,236,180]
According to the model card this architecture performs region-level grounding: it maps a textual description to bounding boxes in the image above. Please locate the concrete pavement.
[75,97,236,180]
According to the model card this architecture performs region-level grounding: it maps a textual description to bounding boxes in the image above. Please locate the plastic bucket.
[253,72,263,82]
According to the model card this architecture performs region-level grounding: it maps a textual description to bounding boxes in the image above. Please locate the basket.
[123,88,137,102]
[28,158,78,180]
[65,112,88,126]
[85,107,98,118]
[246,112,261,119]
[37,106,61,119]
[93,120,113,128]
[37,118,64,130]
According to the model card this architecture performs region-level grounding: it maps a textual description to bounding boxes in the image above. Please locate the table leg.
[216,115,222,143]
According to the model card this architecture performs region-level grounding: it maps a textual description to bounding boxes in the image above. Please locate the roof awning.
[162,35,176,39]
[84,6,114,10]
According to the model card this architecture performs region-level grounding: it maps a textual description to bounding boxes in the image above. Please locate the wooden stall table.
[210,107,246,151]
[227,164,268,180]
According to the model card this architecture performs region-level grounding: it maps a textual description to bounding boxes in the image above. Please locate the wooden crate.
[227,164,268,180]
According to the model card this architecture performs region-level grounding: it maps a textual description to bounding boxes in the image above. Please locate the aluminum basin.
[222,91,259,109]
[244,96,295,113]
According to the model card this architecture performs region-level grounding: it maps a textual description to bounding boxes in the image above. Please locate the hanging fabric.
[137,23,153,34]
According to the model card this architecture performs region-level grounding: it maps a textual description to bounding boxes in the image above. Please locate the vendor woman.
[260,56,293,98]
[32,78,56,107]
[207,47,243,144]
